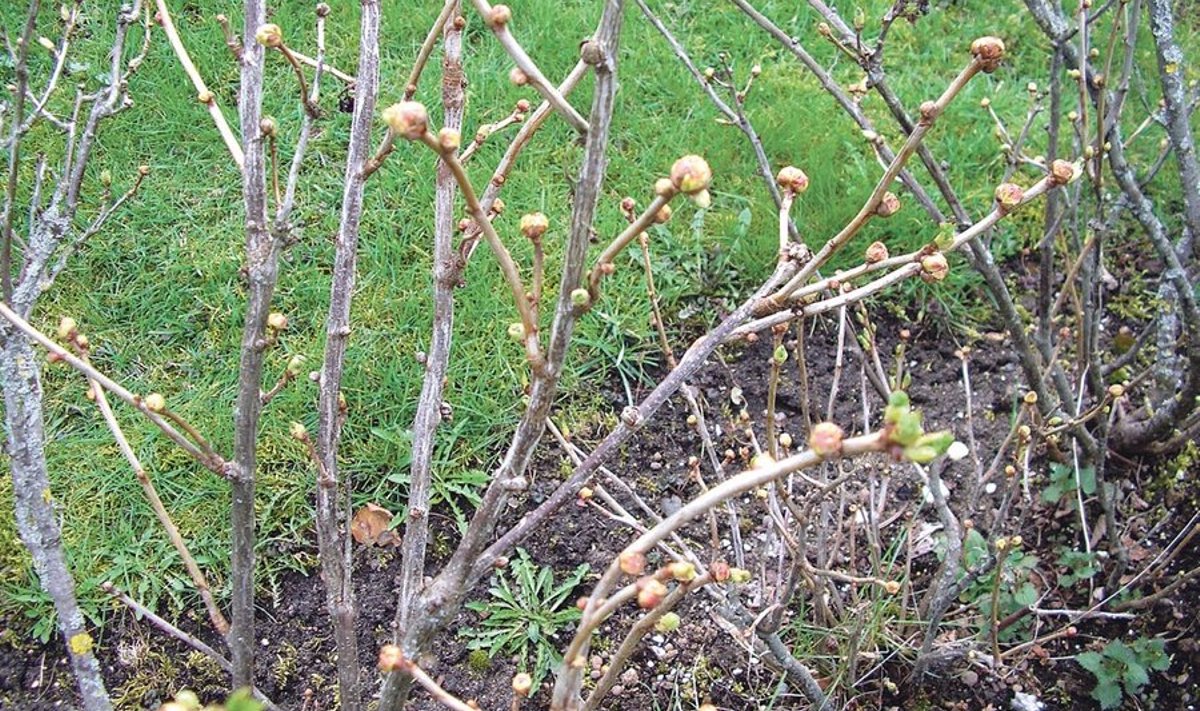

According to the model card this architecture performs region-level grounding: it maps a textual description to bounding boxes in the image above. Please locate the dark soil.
[2,321,1198,711]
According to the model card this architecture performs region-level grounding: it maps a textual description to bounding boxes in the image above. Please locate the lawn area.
[1,0,1196,695]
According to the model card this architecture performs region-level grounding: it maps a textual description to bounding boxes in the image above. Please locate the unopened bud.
[691,189,712,209]
[519,212,549,239]
[57,316,78,341]
[260,116,278,137]
[381,101,428,140]
[268,312,288,331]
[654,204,673,224]
[508,66,528,86]
[865,241,889,263]
[1107,384,1124,399]
[570,288,590,307]
[287,354,306,377]
[290,421,308,440]
[655,611,681,633]
[619,550,646,576]
[1023,391,1038,405]
[875,192,901,218]
[512,672,533,697]
[1049,159,1076,185]
[488,4,513,26]
[637,577,668,608]
[883,580,901,594]
[144,393,166,413]
[970,36,1006,72]
[669,561,697,582]
[669,155,712,195]
[254,23,283,48]
[729,568,752,584]
[776,165,809,194]
[779,432,793,448]
[197,90,214,104]
[809,422,844,457]
[507,322,525,342]
[378,644,404,672]
[994,183,1025,212]
[438,127,461,152]
[920,253,950,282]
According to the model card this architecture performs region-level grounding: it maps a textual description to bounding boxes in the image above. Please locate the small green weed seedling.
[1076,637,1171,709]
[461,548,589,689]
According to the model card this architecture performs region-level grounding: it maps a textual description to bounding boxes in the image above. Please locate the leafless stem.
[404,0,458,100]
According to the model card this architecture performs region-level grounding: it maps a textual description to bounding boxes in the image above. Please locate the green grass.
[1,0,1196,637]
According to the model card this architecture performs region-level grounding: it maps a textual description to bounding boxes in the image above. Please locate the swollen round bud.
[508,66,528,86]
[655,611,682,633]
[654,178,675,197]
[504,673,532,700]
[378,644,404,672]
[197,90,214,104]
[669,155,712,195]
[883,580,901,595]
[668,561,697,582]
[865,241,889,264]
[438,127,461,152]
[255,23,284,48]
[920,253,950,282]
[507,322,525,342]
[57,316,78,341]
[381,101,428,140]
[779,432,793,448]
[994,183,1025,212]
[488,4,513,26]
[144,393,166,413]
[287,354,306,376]
[751,64,763,77]
[1049,159,1076,186]
[980,97,991,108]
[579,40,603,66]
[100,169,113,187]
[620,196,636,213]
[637,577,668,609]
[919,100,938,123]
[1107,384,1125,399]
[515,99,531,113]
[290,421,308,440]
[653,204,673,224]
[970,36,1006,72]
[751,452,775,470]
[691,189,712,209]
[259,116,278,137]
[619,550,647,576]
[710,560,731,582]
[519,212,549,239]
[268,312,288,331]
[875,192,901,218]
[570,288,590,307]
[729,568,752,584]
[776,165,809,194]
[75,334,89,349]
[315,3,331,17]
[809,422,844,457]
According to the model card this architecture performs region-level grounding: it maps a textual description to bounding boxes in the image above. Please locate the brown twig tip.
[260,117,278,138]
[509,66,529,86]
[197,90,214,104]
[255,23,284,48]
[382,101,428,140]
[970,36,1006,72]
[519,212,548,239]
[809,421,845,457]
[670,155,712,195]
[920,253,950,282]
[267,312,288,331]
[875,191,902,217]
[315,3,331,17]
[488,4,513,27]
[776,165,810,194]
[993,182,1025,212]
[865,241,889,263]
[511,672,533,697]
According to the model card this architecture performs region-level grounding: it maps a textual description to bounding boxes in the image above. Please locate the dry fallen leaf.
[351,503,394,546]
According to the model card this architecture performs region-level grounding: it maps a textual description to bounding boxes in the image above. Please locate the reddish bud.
[993,183,1025,212]
[636,577,668,608]
[619,550,646,576]
[865,241,889,263]
[875,192,901,218]
[488,4,512,26]
[669,155,712,195]
[970,36,1006,72]
[1049,159,1076,186]
[809,422,844,457]
[382,102,428,140]
[519,212,549,240]
[920,253,950,282]
[776,165,809,194]
[254,23,283,48]
[508,66,528,86]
